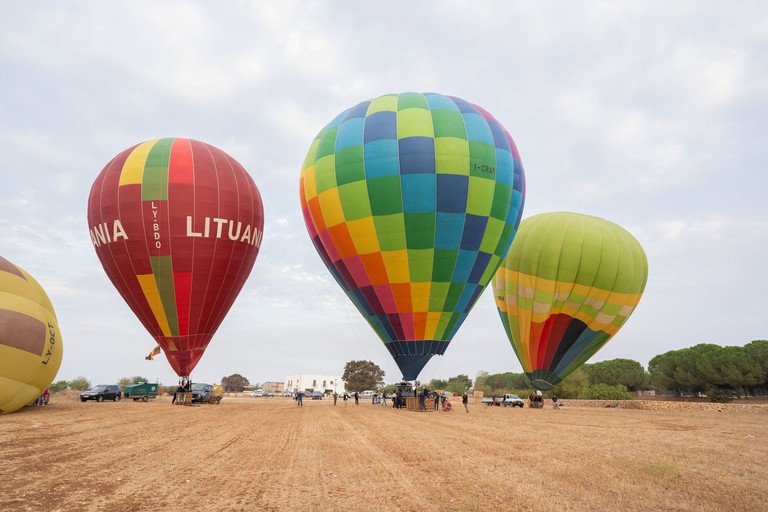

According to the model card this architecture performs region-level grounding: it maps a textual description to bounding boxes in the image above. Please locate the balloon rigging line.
[336,286,371,358]
[659,261,768,323]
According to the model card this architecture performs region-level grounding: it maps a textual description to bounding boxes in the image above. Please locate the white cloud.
[1,1,766,386]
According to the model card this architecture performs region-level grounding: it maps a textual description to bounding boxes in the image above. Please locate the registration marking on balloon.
[0,256,63,414]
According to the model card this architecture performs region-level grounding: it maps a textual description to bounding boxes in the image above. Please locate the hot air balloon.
[87,138,264,378]
[492,212,648,390]
[0,256,62,414]
[300,92,526,380]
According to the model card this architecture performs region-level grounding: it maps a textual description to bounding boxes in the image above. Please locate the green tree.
[583,359,649,390]
[709,345,761,397]
[445,374,472,395]
[221,374,249,392]
[744,339,768,394]
[428,378,448,390]
[578,383,633,400]
[475,371,530,394]
[49,380,69,393]
[117,376,148,389]
[648,349,684,394]
[68,376,91,391]
[649,346,713,395]
[342,360,385,392]
[551,368,589,399]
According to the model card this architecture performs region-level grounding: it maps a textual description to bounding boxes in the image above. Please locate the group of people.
[171,378,191,405]
[528,392,560,408]
[33,389,50,406]
[528,392,544,408]
[288,387,470,413]
[399,388,467,412]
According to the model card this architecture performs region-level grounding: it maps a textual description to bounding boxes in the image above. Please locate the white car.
[359,390,375,398]
[250,389,264,397]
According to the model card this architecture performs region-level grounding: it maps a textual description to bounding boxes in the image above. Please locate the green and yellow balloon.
[492,212,648,390]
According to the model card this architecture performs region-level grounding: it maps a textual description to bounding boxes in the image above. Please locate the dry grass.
[1,393,766,512]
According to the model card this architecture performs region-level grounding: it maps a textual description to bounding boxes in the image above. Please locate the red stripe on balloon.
[542,314,572,368]
[169,139,194,184]
[173,272,192,336]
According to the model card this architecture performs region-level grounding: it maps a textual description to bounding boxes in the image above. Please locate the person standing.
[462,392,469,413]
[381,392,388,406]
[333,392,338,405]
[296,390,303,407]
[418,389,426,411]
[354,391,359,405]
[433,392,440,410]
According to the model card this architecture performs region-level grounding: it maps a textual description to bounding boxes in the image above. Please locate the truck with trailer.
[123,382,159,402]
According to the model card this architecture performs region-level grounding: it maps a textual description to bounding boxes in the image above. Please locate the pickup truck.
[481,394,525,407]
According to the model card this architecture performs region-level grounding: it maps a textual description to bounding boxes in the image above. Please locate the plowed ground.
[1,394,766,512]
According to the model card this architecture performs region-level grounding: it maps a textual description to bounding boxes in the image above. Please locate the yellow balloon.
[0,256,63,414]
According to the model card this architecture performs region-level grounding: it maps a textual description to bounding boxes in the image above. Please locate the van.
[191,383,214,403]
[360,390,375,398]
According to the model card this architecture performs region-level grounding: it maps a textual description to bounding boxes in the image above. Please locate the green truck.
[123,382,159,402]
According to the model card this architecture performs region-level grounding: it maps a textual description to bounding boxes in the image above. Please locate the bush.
[578,383,633,400]
[707,387,733,403]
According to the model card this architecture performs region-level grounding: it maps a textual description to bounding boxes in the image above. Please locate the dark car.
[191,383,214,403]
[80,385,122,402]
[311,390,324,400]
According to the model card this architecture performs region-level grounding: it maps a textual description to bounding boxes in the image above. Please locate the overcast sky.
[1,1,766,388]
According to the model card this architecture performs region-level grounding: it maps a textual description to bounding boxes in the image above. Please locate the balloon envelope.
[300,93,526,380]
[0,256,62,414]
[492,212,648,390]
[88,138,264,376]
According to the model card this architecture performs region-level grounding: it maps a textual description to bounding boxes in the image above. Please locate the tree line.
[649,340,767,399]
[45,340,768,402]
[473,339,768,401]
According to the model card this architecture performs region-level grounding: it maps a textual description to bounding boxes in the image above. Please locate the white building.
[284,374,345,395]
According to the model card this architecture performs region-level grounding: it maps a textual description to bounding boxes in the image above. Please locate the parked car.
[282,389,293,397]
[80,385,122,402]
[311,390,324,400]
[359,390,375,399]
[264,390,275,397]
[250,389,264,397]
[191,383,214,403]
[481,394,524,407]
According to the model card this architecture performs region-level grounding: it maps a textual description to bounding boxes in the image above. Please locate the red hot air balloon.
[87,138,264,377]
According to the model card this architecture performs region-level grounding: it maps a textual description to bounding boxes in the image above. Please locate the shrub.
[577,383,633,400]
[707,387,733,403]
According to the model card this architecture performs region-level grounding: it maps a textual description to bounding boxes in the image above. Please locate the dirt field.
[2,394,767,512]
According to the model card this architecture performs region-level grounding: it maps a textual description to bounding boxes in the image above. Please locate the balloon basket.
[404,397,431,412]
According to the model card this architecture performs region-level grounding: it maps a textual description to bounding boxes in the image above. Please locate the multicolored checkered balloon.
[492,212,648,390]
[300,93,526,380]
